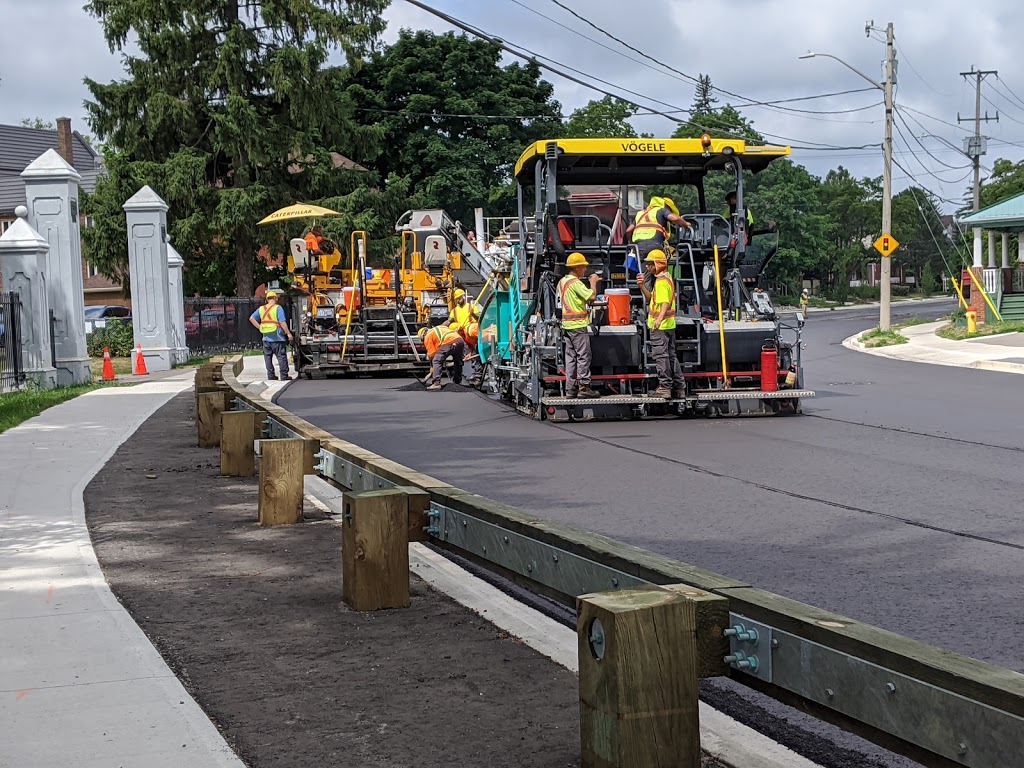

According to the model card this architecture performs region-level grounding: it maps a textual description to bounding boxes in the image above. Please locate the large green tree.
[345,30,562,225]
[82,0,388,297]
[672,74,763,143]
[817,168,880,296]
[564,96,638,138]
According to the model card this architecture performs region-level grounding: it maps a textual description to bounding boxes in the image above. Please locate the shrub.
[848,285,881,302]
[87,320,134,357]
[891,284,911,297]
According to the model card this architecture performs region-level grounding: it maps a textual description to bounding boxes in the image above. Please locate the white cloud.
[1,0,1021,211]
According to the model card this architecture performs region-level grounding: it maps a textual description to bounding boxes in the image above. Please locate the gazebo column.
[988,231,998,268]
[1002,233,1010,268]
[973,228,983,267]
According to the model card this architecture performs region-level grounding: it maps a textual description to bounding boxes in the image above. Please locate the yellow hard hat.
[449,321,461,331]
[454,288,466,299]
[418,327,428,339]
[661,197,680,216]
[566,252,589,267]
[265,290,279,298]
[644,249,668,263]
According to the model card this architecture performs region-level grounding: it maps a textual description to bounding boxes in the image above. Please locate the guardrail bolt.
[503,536,509,544]
[957,743,968,756]
[611,578,619,587]
[462,519,468,527]
[826,688,834,699]
[771,638,779,649]
[552,554,559,562]
[723,652,759,672]
[885,682,897,695]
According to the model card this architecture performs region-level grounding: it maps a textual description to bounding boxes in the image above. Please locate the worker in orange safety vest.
[419,324,465,391]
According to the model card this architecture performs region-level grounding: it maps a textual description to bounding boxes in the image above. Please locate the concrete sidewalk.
[844,320,1024,375]
[0,374,245,768]
[792,295,953,315]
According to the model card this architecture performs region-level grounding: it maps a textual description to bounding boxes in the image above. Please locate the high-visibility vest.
[424,327,462,357]
[647,274,677,331]
[258,305,284,335]
[631,205,668,242]
[558,275,590,327]
[453,301,479,327]
[460,321,479,346]
[723,207,755,227]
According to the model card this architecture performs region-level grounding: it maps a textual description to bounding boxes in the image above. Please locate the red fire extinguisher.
[760,343,779,392]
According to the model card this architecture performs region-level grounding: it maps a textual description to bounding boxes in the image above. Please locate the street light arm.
[799,52,884,91]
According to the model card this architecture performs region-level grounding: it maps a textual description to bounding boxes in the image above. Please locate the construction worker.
[625,196,694,265]
[799,288,810,317]
[643,250,685,399]
[452,319,482,386]
[249,290,293,381]
[304,225,328,256]
[558,253,601,398]
[446,288,480,328]
[419,324,465,391]
[724,191,754,245]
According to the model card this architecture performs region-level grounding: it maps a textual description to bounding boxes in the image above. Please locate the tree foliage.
[564,96,638,138]
[82,0,388,297]
[345,30,561,227]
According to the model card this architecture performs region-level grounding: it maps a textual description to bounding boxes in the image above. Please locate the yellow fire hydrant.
[966,310,977,334]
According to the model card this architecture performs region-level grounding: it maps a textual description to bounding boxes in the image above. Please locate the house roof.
[0,123,103,214]
[959,191,1024,232]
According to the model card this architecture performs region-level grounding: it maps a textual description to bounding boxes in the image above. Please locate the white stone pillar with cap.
[22,148,92,386]
[124,185,174,372]
[0,207,58,389]
[166,234,188,365]
[1002,232,1011,269]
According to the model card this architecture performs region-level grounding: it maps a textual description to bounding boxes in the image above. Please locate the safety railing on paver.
[218,357,1024,768]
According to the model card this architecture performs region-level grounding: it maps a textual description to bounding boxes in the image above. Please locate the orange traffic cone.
[102,347,116,381]
[132,344,149,376]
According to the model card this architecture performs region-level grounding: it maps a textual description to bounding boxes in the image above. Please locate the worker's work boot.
[671,388,686,400]
[426,382,443,391]
[577,386,600,398]
[654,387,672,399]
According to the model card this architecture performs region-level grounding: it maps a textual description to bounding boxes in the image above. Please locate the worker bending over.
[447,288,483,385]
[419,324,465,391]
[642,250,685,399]
[558,252,601,399]
[626,196,694,265]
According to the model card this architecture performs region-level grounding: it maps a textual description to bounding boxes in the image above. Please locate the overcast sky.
[2,0,1022,212]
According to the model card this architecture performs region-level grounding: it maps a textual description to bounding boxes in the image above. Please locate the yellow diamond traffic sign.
[874,233,899,257]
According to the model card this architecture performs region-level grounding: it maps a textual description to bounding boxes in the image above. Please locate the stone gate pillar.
[123,186,173,371]
[166,235,188,364]
[22,149,91,386]
[0,207,58,389]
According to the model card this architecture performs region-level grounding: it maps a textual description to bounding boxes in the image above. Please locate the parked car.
[85,305,131,332]
[185,307,238,335]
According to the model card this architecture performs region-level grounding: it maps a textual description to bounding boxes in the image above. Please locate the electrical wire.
[892,121,975,187]
[994,76,1024,112]
[892,109,973,171]
[402,0,876,152]
[543,0,884,120]
[893,42,949,97]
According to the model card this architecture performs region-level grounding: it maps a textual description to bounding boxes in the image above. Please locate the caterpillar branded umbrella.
[257,203,342,225]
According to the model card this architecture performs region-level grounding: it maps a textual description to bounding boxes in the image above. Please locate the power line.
[994,76,1024,112]
[543,0,881,120]
[892,120,974,186]
[402,0,872,151]
[893,41,948,97]
[892,108,973,170]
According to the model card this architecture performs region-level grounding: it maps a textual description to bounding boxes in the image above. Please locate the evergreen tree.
[82,0,388,297]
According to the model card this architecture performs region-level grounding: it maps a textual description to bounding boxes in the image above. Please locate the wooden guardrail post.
[221,410,260,477]
[342,489,411,611]
[258,438,304,526]
[577,585,729,768]
[395,486,431,543]
[197,390,231,448]
[301,438,320,475]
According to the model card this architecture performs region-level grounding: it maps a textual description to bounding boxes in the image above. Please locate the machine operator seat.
[290,238,312,269]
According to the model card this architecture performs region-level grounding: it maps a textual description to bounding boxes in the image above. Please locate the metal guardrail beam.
[219,357,1024,768]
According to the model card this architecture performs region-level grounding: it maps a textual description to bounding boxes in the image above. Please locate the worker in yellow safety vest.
[419,324,465,391]
[446,288,480,328]
[723,191,754,245]
[558,252,602,398]
[248,290,294,381]
[625,196,694,266]
[643,250,685,399]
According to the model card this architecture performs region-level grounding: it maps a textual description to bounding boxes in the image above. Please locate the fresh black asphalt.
[279,299,1022,767]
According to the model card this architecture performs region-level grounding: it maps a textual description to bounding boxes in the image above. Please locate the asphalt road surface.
[280,298,1023,766]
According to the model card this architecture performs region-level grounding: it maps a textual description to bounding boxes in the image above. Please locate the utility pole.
[879,22,895,331]
[958,67,999,211]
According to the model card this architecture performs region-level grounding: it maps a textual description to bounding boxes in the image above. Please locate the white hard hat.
[802,289,809,294]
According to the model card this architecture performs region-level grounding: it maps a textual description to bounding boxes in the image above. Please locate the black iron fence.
[186,297,264,354]
[1,292,25,392]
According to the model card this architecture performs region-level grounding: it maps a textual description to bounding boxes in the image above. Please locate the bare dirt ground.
[84,392,727,767]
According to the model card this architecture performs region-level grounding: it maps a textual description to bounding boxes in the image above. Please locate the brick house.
[0,118,125,306]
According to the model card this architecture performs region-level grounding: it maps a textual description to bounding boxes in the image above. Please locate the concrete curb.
[842,325,1024,375]
[787,295,955,315]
